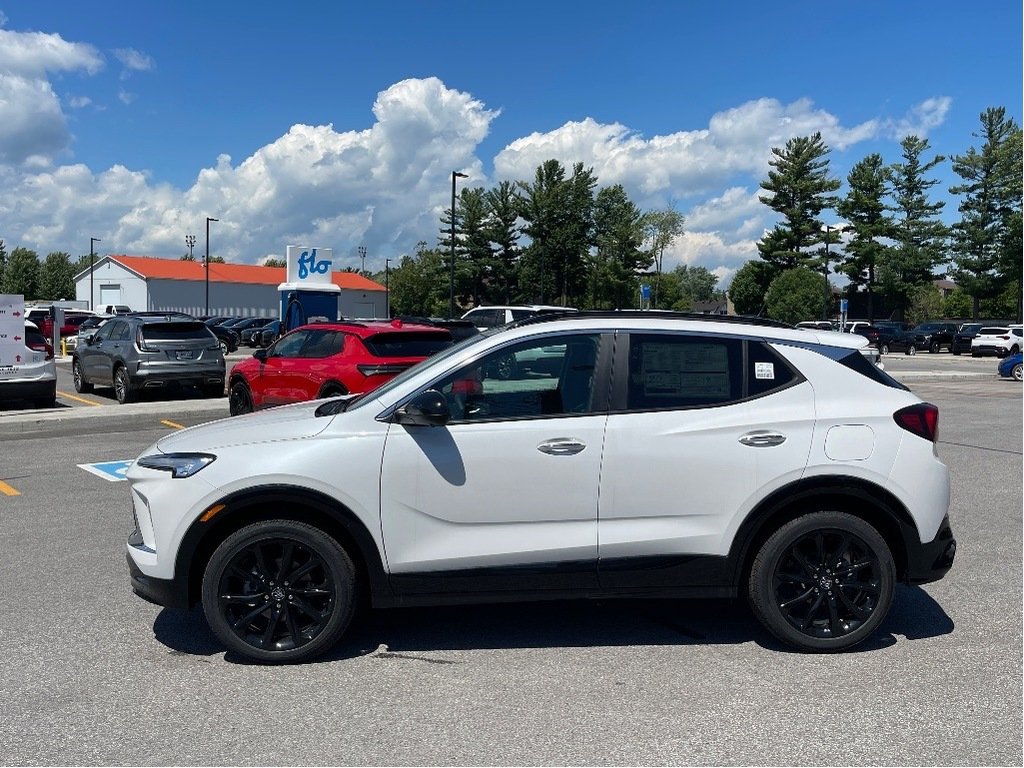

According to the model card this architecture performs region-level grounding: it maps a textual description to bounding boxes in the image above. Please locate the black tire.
[201,520,357,663]
[952,349,961,356]
[114,365,135,404]
[219,339,229,356]
[318,383,348,399]
[228,380,254,416]
[879,344,889,356]
[929,341,941,353]
[748,511,895,652]
[72,359,93,393]
[906,345,917,356]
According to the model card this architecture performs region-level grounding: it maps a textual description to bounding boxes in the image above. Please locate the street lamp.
[357,245,366,275]
[449,171,468,318]
[385,257,391,319]
[89,237,101,311]
[205,217,218,315]
[185,234,196,260]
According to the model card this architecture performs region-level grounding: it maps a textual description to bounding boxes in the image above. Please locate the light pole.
[89,237,101,311]
[357,245,366,275]
[205,217,218,315]
[185,234,196,260]
[822,225,833,321]
[385,257,391,319]
[449,171,468,318]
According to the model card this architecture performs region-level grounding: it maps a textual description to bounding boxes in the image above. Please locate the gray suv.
[72,316,225,403]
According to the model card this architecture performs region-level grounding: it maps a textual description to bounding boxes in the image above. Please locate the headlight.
[136,453,216,478]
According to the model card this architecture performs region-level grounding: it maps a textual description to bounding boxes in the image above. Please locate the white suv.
[461,304,576,330]
[126,312,956,662]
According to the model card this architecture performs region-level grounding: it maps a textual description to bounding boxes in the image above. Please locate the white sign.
[286,246,334,287]
[0,294,28,368]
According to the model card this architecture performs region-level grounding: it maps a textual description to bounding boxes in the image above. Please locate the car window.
[431,333,601,421]
[466,309,504,328]
[363,332,452,358]
[140,322,213,342]
[110,321,131,341]
[271,330,310,358]
[625,334,744,410]
[299,329,344,358]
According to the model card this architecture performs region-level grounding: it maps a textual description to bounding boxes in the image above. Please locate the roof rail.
[509,310,794,330]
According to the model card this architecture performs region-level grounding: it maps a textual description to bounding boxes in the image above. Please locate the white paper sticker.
[754,362,775,380]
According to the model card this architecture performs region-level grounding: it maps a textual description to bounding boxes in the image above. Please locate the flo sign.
[286,246,334,287]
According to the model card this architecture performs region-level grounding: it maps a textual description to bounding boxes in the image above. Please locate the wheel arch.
[317,380,348,398]
[175,484,392,610]
[728,475,917,591]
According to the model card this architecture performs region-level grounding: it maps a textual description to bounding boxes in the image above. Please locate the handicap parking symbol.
[78,460,134,482]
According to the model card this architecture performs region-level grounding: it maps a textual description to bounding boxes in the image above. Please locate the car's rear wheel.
[72,359,93,393]
[1013,363,1023,382]
[906,345,917,356]
[201,520,357,663]
[114,366,134,404]
[748,511,895,652]
[879,343,889,355]
[929,341,941,353]
[229,380,253,415]
[318,383,348,399]
[219,339,229,355]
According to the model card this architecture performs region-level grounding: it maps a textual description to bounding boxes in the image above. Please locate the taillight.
[136,327,156,352]
[894,403,939,442]
[357,363,410,376]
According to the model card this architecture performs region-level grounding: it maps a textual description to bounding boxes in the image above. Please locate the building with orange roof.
[74,254,386,319]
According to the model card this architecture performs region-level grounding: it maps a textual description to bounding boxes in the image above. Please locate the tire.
[201,520,357,663]
[906,345,917,356]
[72,359,93,393]
[929,341,941,353]
[219,339,229,356]
[748,511,896,652]
[879,344,889,356]
[114,365,135,404]
[318,384,347,399]
[493,354,516,380]
[228,380,254,416]
[1014,363,1023,382]
[952,348,961,356]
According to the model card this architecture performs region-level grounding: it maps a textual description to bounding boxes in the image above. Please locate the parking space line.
[0,480,21,497]
[57,390,102,406]
[160,419,185,430]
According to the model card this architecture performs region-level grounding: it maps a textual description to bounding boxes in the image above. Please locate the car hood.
[154,398,339,453]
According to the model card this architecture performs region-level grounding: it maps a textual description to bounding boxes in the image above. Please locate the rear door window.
[364,332,452,358]
[298,329,344,358]
[140,322,212,342]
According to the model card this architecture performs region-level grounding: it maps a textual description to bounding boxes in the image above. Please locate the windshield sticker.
[755,362,775,380]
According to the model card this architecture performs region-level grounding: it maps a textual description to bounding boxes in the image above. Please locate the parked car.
[72,316,225,404]
[227,319,453,415]
[995,324,1022,357]
[952,323,988,355]
[849,323,882,347]
[997,352,1023,381]
[239,319,277,346]
[70,315,112,350]
[873,321,917,355]
[971,326,1013,357]
[252,320,282,347]
[39,310,96,341]
[0,321,57,408]
[396,316,481,343]
[907,321,959,353]
[461,304,577,330]
[795,320,835,331]
[100,304,133,315]
[127,311,955,663]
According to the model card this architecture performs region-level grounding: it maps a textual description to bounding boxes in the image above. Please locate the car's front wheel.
[929,341,941,353]
[906,345,917,356]
[228,381,253,415]
[1013,362,1023,382]
[219,339,229,356]
[879,343,889,356]
[201,520,357,663]
[72,359,93,393]
[114,365,135,404]
[748,511,895,652]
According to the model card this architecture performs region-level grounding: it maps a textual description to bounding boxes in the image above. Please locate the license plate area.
[175,350,194,360]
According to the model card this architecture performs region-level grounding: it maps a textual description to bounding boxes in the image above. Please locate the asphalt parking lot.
[0,352,1021,765]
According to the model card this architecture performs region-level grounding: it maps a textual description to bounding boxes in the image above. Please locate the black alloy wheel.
[201,520,356,663]
[228,381,254,416]
[906,345,917,356]
[72,359,93,393]
[749,511,895,652]
[219,339,229,356]
[879,344,889,356]
[930,341,941,353]
[114,366,134,404]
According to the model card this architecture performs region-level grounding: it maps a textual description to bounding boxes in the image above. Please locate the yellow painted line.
[57,390,102,406]
[161,419,186,430]
[0,480,21,497]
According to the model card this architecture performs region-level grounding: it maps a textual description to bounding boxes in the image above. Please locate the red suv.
[227,320,452,415]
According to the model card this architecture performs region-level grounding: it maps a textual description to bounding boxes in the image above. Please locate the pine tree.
[836,154,892,321]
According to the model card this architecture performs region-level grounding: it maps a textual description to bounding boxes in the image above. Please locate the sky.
[0,1,1020,287]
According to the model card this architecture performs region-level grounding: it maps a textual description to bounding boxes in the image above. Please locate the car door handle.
[738,431,787,447]
[538,438,586,456]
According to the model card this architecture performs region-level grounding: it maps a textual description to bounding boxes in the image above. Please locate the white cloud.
[885,97,953,139]
[68,95,92,108]
[117,89,135,105]
[113,47,154,74]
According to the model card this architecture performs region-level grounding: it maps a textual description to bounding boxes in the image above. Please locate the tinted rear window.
[140,322,213,342]
[363,332,452,358]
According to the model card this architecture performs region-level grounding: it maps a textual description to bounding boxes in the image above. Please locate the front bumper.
[905,515,957,584]
[127,550,190,609]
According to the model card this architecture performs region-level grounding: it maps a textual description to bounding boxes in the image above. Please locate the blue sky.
[0,1,1020,286]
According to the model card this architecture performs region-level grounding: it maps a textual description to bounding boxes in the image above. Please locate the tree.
[588,185,649,309]
[262,258,286,268]
[949,107,1023,319]
[835,154,892,320]
[38,251,77,300]
[757,132,842,270]
[457,187,497,307]
[1,247,41,298]
[882,135,948,315]
[728,260,778,316]
[643,207,685,308]
[764,267,829,325]
[0,240,7,288]
[906,283,944,324]
[386,242,447,317]
[484,181,522,304]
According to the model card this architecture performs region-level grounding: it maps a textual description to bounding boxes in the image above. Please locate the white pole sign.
[285,246,334,287]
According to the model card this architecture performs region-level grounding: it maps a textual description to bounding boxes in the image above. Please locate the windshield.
[345,331,493,410]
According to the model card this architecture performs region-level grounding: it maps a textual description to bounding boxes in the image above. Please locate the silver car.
[72,316,224,403]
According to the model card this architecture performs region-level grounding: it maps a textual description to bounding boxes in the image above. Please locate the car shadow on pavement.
[150,583,954,663]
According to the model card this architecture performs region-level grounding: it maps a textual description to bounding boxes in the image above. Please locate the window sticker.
[754,362,775,380]
[640,343,730,397]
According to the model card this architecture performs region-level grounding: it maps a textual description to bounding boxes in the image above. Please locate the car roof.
[290,319,450,338]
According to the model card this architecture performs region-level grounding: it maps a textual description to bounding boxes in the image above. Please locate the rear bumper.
[905,515,957,584]
[130,364,224,389]
[0,378,56,402]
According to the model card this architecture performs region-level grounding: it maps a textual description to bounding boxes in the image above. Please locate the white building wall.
[74,259,149,311]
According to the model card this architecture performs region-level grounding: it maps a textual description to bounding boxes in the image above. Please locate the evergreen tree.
[757,132,841,270]
[38,251,77,300]
[949,107,1023,319]
[588,185,649,309]
[483,181,522,304]
[835,154,892,321]
[883,135,948,315]
[387,242,447,317]
[728,260,778,316]
[765,267,829,325]
[1,247,41,298]
[0,240,7,289]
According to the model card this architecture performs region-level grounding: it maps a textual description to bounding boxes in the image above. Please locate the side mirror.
[84,333,96,345]
[393,389,450,426]
[253,348,268,362]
